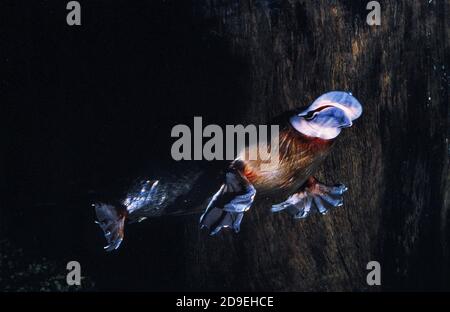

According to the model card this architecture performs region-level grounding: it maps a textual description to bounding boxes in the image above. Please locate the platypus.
[94,91,363,251]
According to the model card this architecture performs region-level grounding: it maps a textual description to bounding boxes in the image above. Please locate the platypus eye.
[303,105,332,121]
[304,111,316,120]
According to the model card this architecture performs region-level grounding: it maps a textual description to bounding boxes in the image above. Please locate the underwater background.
[2,0,449,291]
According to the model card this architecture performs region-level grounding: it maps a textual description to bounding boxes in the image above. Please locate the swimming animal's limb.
[93,91,363,251]
[199,164,256,235]
[271,176,347,218]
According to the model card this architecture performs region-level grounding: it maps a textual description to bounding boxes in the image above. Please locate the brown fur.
[239,124,334,196]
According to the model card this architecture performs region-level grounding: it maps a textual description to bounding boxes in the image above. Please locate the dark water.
[3,0,248,291]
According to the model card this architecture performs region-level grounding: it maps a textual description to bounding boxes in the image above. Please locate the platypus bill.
[95,91,363,251]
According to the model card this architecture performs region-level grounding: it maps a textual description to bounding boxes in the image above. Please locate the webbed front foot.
[271,176,347,219]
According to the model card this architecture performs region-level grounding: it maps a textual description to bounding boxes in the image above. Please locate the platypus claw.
[271,177,347,219]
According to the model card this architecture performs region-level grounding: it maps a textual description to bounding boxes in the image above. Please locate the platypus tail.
[94,203,127,251]
[94,170,207,251]
[94,179,161,251]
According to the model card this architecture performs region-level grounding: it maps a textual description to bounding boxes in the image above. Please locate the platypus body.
[95,91,363,251]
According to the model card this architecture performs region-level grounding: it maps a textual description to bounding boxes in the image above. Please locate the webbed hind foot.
[271,176,347,219]
[200,165,256,235]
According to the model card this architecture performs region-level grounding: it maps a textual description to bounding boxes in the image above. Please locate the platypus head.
[290,91,363,140]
